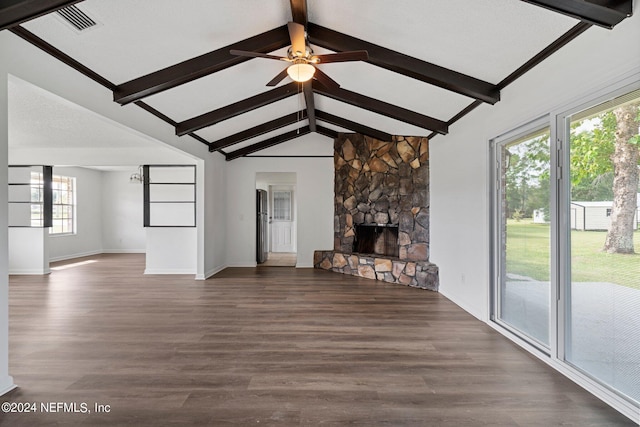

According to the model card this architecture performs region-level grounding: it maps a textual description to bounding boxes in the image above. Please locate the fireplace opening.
[353,224,399,257]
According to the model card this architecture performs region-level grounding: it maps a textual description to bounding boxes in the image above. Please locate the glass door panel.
[496,128,551,347]
[566,93,640,403]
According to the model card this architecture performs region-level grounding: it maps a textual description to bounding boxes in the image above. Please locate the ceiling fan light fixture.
[287,62,315,82]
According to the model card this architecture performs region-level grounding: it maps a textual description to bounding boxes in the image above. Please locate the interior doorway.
[256,172,297,267]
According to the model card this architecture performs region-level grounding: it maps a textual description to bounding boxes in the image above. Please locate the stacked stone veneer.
[314,133,439,291]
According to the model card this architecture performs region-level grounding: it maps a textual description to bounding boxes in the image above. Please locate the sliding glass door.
[565,89,640,403]
[493,124,551,348]
[492,83,640,412]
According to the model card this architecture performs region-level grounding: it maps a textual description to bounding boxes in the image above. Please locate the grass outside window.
[506,219,639,290]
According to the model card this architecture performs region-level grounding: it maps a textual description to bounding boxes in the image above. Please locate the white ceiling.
[8,75,194,167]
[14,0,580,159]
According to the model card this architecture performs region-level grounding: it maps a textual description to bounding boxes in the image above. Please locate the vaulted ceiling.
[1,0,633,160]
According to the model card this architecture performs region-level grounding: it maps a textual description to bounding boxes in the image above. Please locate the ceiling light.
[287,62,315,83]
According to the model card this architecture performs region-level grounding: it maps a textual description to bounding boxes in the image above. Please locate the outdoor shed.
[571,199,640,231]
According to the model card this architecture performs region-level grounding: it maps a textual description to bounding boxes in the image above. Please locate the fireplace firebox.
[353,224,399,257]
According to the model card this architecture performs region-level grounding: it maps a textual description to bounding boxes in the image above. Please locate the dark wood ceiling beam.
[9,26,116,90]
[312,81,448,134]
[315,125,338,139]
[428,21,592,141]
[307,23,500,105]
[0,0,82,30]
[497,22,591,89]
[134,101,177,126]
[520,0,632,29]
[303,81,316,131]
[315,110,392,141]
[130,101,213,149]
[175,82,299,136]
[226,126,311,161]
[209,110,307,152]
[289,0,308,27]
[113,25,291,105]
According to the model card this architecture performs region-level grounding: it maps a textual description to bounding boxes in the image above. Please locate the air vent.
[56,5,96,32]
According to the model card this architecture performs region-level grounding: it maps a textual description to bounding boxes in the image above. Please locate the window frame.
[556,80,640,405]
[489,116,555,354]
[49,174,76,236]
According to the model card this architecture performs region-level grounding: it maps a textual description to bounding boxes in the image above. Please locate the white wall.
[0,68,15,395]
[8,228,49,274]
[145,227,197,274]
[202,154,227,279]
[430,16,640,321]
[101,170,145,253]
[48,167,103,262]
[225,135,333,267]
[144,156,227,278]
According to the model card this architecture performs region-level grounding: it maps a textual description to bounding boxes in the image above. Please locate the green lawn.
[506,219,640,290]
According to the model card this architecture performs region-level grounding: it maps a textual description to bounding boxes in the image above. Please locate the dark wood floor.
[0,254,634,426]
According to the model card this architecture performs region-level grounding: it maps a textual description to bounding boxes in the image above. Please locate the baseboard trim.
[144,269,196,275]
[438,288,484,322]
[49,250,102,263]
[226,263,257,268]
[197,264,227,280]
[49,250,145,263]
[8,268,50,275]
[102,249,145,254]
[0,379,16,397]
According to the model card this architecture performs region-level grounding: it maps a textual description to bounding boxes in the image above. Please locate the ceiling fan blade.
[312,50,369,64]
[313,68,340,90]
[230,49,287,61]
[287,22,306,56]
[266,68,290,87]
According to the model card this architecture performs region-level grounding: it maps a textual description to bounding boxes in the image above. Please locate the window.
[30,170,45,227]
[8,167,74,234]
[50,175,75,235]
[272,191,292,221]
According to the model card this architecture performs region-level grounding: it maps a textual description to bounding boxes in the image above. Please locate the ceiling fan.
[230,22,368,89]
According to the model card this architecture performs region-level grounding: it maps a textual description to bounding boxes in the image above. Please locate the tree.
[570,102,640,254]
[570,113,616,201]
[504,134,550,218]
[603,103,640,254]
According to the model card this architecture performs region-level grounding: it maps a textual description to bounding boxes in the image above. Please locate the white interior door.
[270,187,296,253]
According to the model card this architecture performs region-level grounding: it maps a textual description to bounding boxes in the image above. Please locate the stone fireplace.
[314,133,439,291]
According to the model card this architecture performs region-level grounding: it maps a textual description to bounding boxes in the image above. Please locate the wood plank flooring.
[260,252,297,267]
[0,254,634,426]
